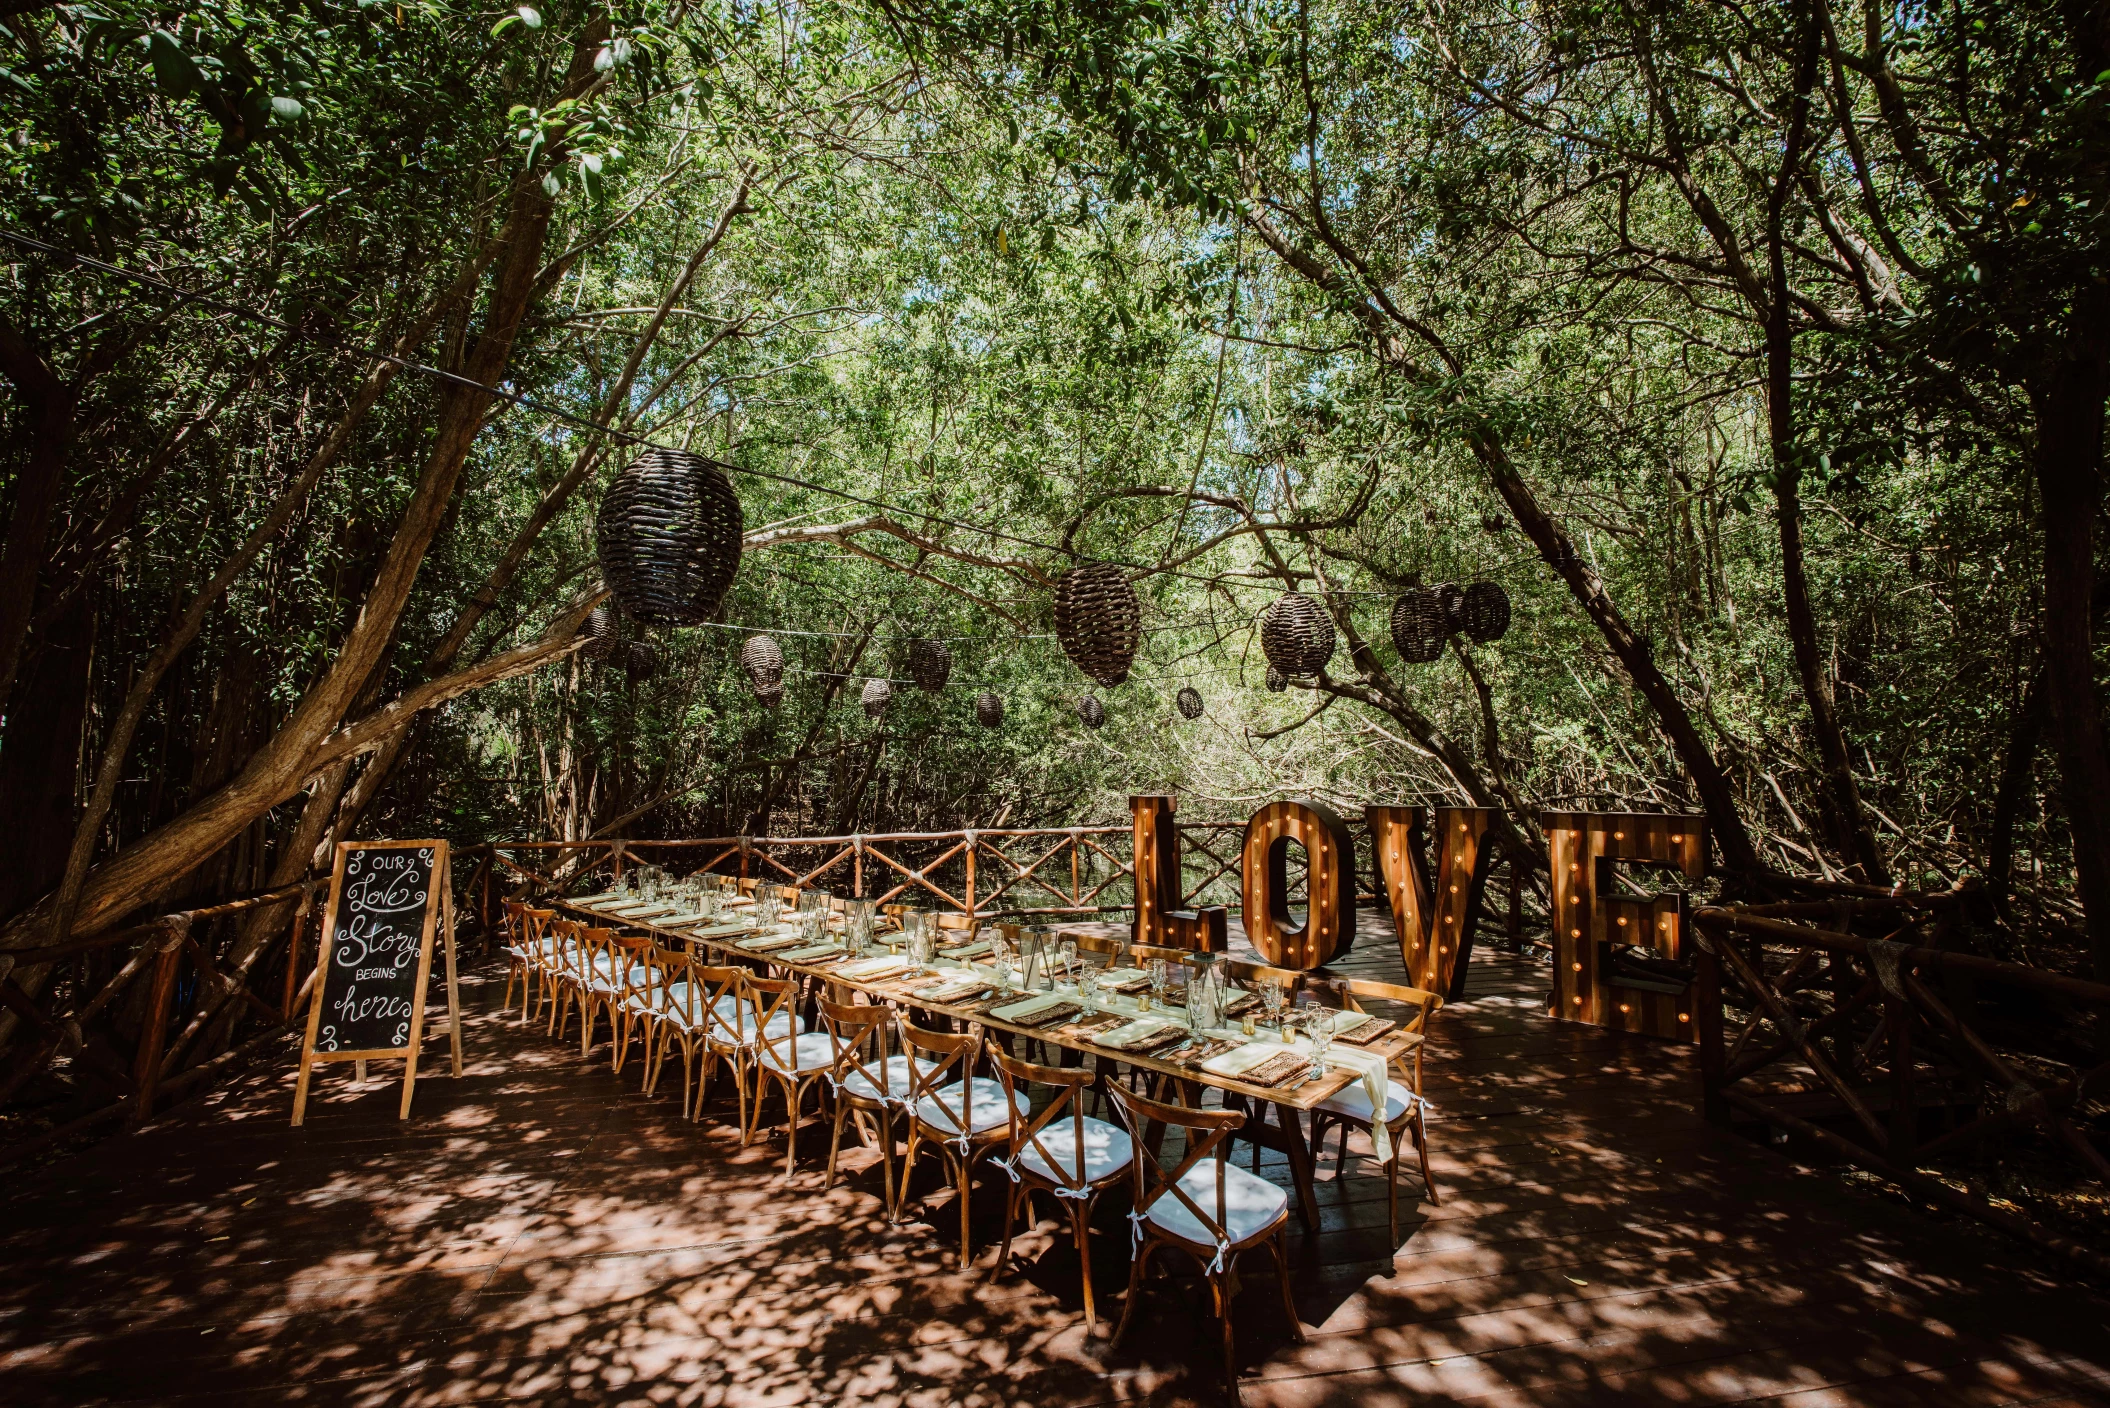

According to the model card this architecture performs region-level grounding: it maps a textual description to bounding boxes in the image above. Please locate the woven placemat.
[1240,1051,1314,1088]
[1334,1015,1398,1047]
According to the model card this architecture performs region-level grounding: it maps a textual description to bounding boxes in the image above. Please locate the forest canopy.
[2,0,2108,1099]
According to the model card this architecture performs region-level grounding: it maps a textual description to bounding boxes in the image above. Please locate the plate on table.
[1099,968,1152,994]
[939,939,995,960]
[989,993,1073,1024]
[776,942,843,963]
[1200,1041,1289,1079]
[1093,1016,1183,1051]
[834,955,910,981]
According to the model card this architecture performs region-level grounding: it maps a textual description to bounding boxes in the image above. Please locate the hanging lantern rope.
[1175,685,1204,719]
[594,448,745,625]
[906,637,952,691]
[1389,588,1447,664]
[1052,562,1141,686]
[1259,592,1337,676]
[976,691,1005,727]
[861,677,892,718]
[1077,692,1106,728]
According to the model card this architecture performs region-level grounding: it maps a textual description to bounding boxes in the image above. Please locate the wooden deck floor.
[3,917,2108,1406]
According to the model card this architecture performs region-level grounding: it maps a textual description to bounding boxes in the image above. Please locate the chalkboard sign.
[293,840,461,1125]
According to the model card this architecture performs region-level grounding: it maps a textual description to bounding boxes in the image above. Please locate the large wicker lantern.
[594,448,745,625]
[906,637,951,691]
[1265,664,1288,693]
[1052,562,1140,686]
[1077,692,1106,729]
[861,677,892,718]
[579,605,620,661]
[1260,592,1336,675]
[1175,686,1204,719]
[1462,582,1511,644]
[976,691,1005,727]
[1389,588,1447,663]
[741,634,785,696]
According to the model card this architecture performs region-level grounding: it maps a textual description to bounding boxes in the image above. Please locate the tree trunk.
[0,317,77,721]
[2029,336,2110,980]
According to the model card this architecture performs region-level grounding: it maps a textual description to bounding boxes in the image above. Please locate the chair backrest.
[744,972,801,1064]
[1301,974,1440,1074]
[988,1046,1098,1192]
[502,900,524,942]
[1105,1082,1247,1248]
[658,948,702,1026]
[898,1021,982,1131]
[523,907,555,952]
[694,963,746,1045]
[816,997,892,1094]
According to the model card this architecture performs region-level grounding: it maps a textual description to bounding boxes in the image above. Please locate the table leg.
[1273,1101,1321,1232]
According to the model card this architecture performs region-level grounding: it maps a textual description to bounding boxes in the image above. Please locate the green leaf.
[517,6,542,28]
[270,95,305,120]
[147,31,200,99]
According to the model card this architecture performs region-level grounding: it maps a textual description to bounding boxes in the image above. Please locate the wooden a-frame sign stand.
[292,839,463,1125]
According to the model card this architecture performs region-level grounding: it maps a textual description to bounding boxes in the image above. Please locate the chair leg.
[894,1128,923,1224]
[1211,1272,1238,1401]
[955,1153,973,1269]
[1071,1198,1098,1331]
[992,1181,1023,1284]
[1271,1230,1303,1342]
[1415,1110,1438,1204]
[1388,1146,1401,1248]
[1109,1237,1155,1350]
[784,1079,803,1178]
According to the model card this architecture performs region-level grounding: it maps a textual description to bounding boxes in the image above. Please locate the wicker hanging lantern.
[579,604,620,661]
[976,691,1005,727]
[861,677,892,718]
[1461,581,1511,644]
[1389,588,1447,663]
[1434,582,1468,635]
[1077,692,1106,729]
[594,448,745,625]
[624,639,661,680]
[740,633,785,695]
[905,637,951,692]
[754,678,784,708]
[1265,664,1288,692]
[1175,685,1204,719]
[1260,592,1336,676]
[1052,562,1140,686]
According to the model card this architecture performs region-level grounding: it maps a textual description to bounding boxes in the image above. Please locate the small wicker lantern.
[906,637,951,691]
[1175,685,1204,719]
[1389,588,1447,663]
[1260,592,1336,675]
[976,691,1005,727]
[1052,562,1141,686]
[1462,581,1511,644]
[861,677,892,718]
[740,634,785,695]
[1077,692,1106,729]
[594,448,745,625]
[624,639,660,680]
[1265,664,1288,692]
[579,605,620,661]
[1435,582,1468,635]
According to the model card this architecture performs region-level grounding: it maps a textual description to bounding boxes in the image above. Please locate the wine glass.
[908,924,936,977]
[1307,1010,1336,1077]
[1059,939,1078,985]
[993,951,1015,993]
[1148,958,1169,1010]
[1079,966,1101,1007]
[1260,981,1286,1037]
[756,889,781,931]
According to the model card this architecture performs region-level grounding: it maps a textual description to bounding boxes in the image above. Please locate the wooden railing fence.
[1690,893,2110,1276]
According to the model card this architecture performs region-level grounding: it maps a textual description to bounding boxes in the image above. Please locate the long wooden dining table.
[554,894,1425,1231]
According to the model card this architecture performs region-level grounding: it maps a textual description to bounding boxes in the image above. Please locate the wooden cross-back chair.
[987,1047,1135,1330]
[1104,1082,1301,1398]
[500,900,530,1017]
[601,933,657,1073]
[673,961,755,1124]
[896,1024,1025,1268]
[816,997,933,1209]
[547,917,595,1042]
[1302,975,1442,1244]
[618,942,685,1089]
[744,972,841,1176]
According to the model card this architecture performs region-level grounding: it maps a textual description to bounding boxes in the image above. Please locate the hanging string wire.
[2,231,1521,594]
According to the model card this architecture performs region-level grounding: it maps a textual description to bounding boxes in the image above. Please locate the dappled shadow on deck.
[0,939,2105,1406]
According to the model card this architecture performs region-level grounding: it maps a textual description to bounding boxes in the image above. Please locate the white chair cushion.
[1016,1115,1132,1187]
[913,1078,1027,1138]
[1316,1082,1414,1126]
[838,1054,939,1104]
[1145,1158,1289,1247]
[756,1031,838,1074]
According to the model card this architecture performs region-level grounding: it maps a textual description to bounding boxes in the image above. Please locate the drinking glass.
[993,953,1014,993]
[1148,958,1169,1010]
[757,890,781,930]
[1260,981,1286,1036]
[908,925,936,976]
[1079,967,1101,1007]
[1308,1010,1336,1077]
